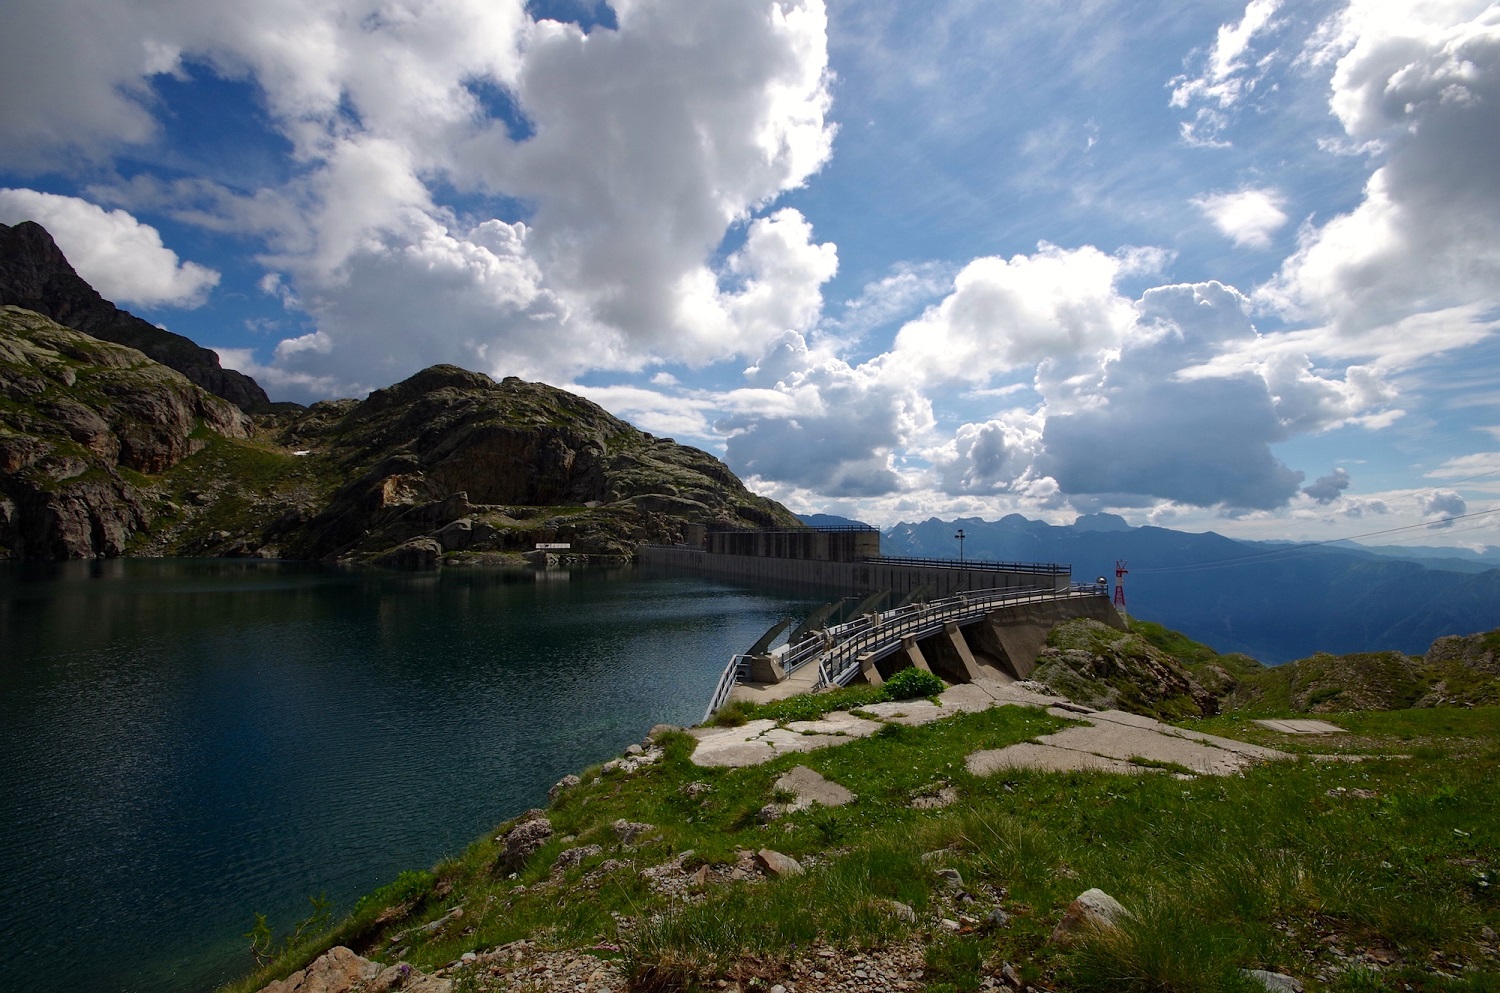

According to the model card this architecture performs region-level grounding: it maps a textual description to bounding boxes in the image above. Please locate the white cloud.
[4,0,837,397]
[1260,1,1500,345]
[718,330,933,497]
[825,261,955,339]
[1422,488,1468,526]
[884,243,1148,387]
[1170,0,1285,144]
[0,188,219,307]
[1192,187,1289,248]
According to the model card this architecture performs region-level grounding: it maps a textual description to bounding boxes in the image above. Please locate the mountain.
[0,306,799,562]
[880,514,1500,664]
[0,220,271,412]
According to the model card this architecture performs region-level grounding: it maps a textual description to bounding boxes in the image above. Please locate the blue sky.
[2,0,1498,547]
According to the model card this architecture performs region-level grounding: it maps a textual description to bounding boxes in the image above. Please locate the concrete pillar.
[941,623,981,681]
[858,652,883,686]
[748,654,785,684]
[902,636,933,673]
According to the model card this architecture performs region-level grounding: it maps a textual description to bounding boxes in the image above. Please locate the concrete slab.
[969,677,1065,708]
[784,712,883,738]
[1255,718,1345,735]
[936,682,1003,713]
[1172,727,1288,759]
[1036,723,1259,776]
[775,765,856,810]
[967,742,1143,776]
[855,699,951,726]
[727,665,823,705]
[690,738,780,768]
[1087,709,1173,731]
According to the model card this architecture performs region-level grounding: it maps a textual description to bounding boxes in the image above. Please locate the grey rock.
[548,774,580,802]
[1050,888,1129,945]
[613,818,655,844]
[754,848,804,877]
[1240,970,1305,993]
[552,844,602,873]
[371,537,443,571]
[934,867,964,890]
[499,816,552,871]
[881,898,917,923]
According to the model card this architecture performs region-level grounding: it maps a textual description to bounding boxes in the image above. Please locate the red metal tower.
[1113,560,1128,614]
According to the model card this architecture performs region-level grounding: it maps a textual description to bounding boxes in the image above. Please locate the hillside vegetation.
[0,307,799,562]
[228,622,1500,993]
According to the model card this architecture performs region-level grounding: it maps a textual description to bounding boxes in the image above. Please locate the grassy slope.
[225,696,1500,993]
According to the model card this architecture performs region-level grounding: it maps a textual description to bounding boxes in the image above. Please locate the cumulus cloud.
[1421,489,1468,527]
[1193,187,1289,248]
[0,189,220,307]
[4,0,837,397]
[717,330,932,497]
[885,243,1150,386]
[1260,1,1500,343]
[1303,467,1351,504]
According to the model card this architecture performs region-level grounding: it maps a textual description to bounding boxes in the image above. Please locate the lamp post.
[954,528,965,563]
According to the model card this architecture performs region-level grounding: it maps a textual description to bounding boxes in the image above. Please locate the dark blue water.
[0,560,819,993]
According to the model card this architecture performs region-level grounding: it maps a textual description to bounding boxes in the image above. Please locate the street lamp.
[954,528,965,563]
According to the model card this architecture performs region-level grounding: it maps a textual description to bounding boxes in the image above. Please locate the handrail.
[860,555,1070,575]
[703,580,1110,718]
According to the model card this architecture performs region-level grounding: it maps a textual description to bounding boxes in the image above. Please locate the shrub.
[883,667,945,701]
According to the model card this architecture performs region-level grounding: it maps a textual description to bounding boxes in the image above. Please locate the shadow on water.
[0,560,821,993]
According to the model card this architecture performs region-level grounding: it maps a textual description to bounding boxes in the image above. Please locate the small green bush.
[883,667,945,701]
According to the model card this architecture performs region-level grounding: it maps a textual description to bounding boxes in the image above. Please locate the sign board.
[534,543,572,550]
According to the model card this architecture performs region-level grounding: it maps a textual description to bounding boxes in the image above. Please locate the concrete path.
[1254,718,1344,734]
[689,676,1289,775]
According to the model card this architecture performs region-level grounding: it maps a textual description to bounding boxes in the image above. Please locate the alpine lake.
[0,559,823,993]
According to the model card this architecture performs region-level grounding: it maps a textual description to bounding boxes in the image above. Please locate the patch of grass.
[224,706,1500,993]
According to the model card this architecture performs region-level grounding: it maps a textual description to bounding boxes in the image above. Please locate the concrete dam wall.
[636,543,1071,599]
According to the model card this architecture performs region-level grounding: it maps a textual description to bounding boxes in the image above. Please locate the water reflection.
[0,560,819,993]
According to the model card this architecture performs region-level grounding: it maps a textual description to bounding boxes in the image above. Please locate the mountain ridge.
[877,513,1500,664]
[0,220,272,412]
[0,306,800,562]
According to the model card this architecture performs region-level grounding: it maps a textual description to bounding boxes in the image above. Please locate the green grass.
[223,705,1500,993]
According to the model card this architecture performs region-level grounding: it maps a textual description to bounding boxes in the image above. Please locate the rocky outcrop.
[0,256,805,563]
[0,306,252,558]
[0,220,271,412]
[264,363,802,563]
[1030,618,1217,719]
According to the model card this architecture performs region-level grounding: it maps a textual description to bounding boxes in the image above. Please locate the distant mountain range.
[799,512,1500,665]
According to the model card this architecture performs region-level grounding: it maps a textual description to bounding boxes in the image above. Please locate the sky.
[2,0,1499,548]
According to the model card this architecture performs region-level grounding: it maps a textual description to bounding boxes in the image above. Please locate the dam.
[637,525,1123,716]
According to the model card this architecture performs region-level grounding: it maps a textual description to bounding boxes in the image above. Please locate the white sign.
[535,543,572,550]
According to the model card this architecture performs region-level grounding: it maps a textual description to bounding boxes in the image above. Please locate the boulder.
[371,538,442,571]
[754,849,804,877]
[255,946,379,993]
[1050,888,1129,945]
[498,815,553,871]
[612,819,655,845]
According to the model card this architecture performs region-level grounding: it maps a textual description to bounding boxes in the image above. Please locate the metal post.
[955,528,965,563]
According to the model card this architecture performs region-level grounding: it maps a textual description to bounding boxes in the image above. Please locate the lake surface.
[0,560,821,993]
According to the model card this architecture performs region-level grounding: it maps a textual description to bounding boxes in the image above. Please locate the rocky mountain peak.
[0,220,271,413]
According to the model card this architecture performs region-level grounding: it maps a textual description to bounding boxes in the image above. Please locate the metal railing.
[859,555,1070,575]
[703,580,1109,718]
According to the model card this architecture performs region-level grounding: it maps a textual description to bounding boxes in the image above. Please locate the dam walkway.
[705,582,1115,719]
